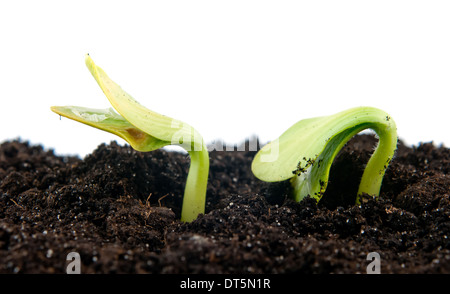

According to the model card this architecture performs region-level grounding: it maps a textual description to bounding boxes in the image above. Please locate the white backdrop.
[1,1,449,157]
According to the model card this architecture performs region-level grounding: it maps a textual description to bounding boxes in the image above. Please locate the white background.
[1,0,449,157]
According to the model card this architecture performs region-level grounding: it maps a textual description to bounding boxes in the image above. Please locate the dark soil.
[0,134,448,274]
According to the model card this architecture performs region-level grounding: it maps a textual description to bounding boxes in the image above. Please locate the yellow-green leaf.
[51,106,168,152]
[85,54,203,151]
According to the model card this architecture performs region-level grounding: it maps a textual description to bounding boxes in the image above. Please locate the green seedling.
[251,106,398,204]
[51,54,209,222]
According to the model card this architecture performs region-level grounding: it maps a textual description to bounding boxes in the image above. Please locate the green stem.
[291,116,397,205]
[356,124,398,204]
[181,145,210,222]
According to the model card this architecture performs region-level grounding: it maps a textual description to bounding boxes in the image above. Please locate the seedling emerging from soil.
[51,55,209,222]
[251,106,397,204]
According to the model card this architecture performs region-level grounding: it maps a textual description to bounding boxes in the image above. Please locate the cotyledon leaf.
[289,122,372,202]
[51,106,168,152]
[84,54,203,151]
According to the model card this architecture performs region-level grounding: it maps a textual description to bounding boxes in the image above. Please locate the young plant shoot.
[251,106,398,205]
[51,55,209,222]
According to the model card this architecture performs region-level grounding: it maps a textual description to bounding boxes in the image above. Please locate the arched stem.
[356,125,398,204]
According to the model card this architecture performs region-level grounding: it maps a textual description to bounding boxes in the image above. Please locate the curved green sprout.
[51,54,209,222]
[251,106,398,204]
